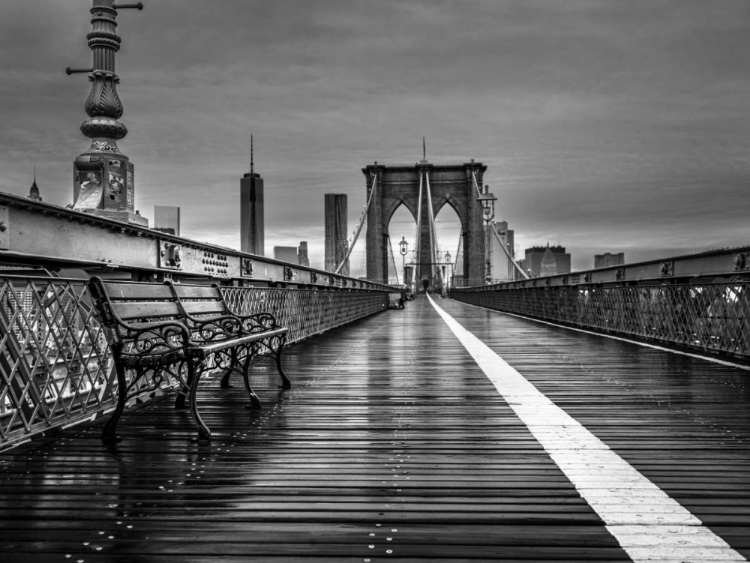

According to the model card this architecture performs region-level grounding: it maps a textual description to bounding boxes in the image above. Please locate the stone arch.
[433,196,467,236]
[434,198,464,256]
[363,161,487,289]
[383,197,418,230]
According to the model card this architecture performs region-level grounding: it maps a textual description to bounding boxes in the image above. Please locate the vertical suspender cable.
[424,171,439,281]
[412,171,424,288]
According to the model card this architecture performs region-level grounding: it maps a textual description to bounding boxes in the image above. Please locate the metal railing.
[451,281,750,359]
[0,275,388,448]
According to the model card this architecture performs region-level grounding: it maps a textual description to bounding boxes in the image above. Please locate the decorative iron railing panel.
[0,275,388,448]
[451,282,750,359]
[220,288,389,344]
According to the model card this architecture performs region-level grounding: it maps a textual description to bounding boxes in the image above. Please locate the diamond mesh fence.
[451,282,750,358]
[0,275,388,448]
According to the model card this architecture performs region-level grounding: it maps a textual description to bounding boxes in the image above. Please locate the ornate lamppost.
[67,1,147,226]
[477,184,497,284]
[399,236,409,287]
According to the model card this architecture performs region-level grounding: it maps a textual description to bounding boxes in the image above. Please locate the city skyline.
[0,1,748,272]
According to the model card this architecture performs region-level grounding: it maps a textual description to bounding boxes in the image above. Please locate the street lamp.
[477,184,496,223]
[399,236,408,287]
[477,185,497,284]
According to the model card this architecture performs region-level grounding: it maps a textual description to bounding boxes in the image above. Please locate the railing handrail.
[458,245,750,291]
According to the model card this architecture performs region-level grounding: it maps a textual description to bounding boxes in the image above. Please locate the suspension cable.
[470,170,483,198]
[335,173,378,275]
[489,221,529,280]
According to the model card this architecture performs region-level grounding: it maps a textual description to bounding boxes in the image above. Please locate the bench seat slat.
[110,301,182,320]
[105,283,174,300]
[181,301,229,316]
[172,286,219,299]
[196,328,289,355]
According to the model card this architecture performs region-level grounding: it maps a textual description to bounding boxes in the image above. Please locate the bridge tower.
[362,159,487,289]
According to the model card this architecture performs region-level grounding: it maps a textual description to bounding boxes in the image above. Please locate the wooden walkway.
[0,295,749,562]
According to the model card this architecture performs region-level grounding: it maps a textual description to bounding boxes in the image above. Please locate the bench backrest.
[89,278,182,327]
[90,277,230,325]
[89,278,230,330]
[168,283,230,319]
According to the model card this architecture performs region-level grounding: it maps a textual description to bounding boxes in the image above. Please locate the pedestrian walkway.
[0,295,748,561]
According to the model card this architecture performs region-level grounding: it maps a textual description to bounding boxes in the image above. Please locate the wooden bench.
[88,277,291,442]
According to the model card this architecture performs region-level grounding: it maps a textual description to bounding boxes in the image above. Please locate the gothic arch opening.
[434,201,462,288]
[387,203,417,286]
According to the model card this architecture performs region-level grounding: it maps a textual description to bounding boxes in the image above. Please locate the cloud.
[1,0,748,273]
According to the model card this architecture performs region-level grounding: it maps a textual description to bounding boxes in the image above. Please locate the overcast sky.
[1,0,748,272]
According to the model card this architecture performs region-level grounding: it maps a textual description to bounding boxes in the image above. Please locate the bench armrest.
[185,314,244,343]
[110,318,194,357]
[235,312,282,333]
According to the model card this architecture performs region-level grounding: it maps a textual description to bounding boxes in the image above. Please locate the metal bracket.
[241,258,253,277]
[0,206,8,250]
[660,261,674,277]
[159,241,182,269]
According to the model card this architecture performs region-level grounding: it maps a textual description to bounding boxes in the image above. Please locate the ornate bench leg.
[241,346,262,409]
[102,363,129,443]
[220,348,239,389]
[272,336,292,389]
[187,359,211,441]
[175,362,190,410]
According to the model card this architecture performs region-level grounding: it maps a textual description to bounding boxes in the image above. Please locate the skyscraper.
[273,243,309,266]
[524,244,571,277]
[298,241,310,267]
[486,220,515,282]
[273,246,299,264]
[28,171,42,202]
[325,194,348,274]
[241,135,264,256]
[595,252,625,268]
[153,205,180,236]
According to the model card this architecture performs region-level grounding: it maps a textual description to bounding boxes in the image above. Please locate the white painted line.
[428,294,747,563]
[454,298,750,372]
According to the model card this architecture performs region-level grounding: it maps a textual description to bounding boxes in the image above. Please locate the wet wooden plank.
[1,295,749,560]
